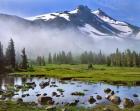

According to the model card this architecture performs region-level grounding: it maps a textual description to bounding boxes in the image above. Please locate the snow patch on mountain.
[28,12,70,21]
[93,9,133,37]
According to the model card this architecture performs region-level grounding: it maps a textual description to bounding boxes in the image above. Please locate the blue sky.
[0,0,140,26]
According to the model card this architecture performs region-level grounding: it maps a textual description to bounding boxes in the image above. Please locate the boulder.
[38,96,53,104]
[109,95,121,104]
[123,98,134,108]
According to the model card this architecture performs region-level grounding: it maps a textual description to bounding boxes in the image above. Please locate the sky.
[0,0,140,26]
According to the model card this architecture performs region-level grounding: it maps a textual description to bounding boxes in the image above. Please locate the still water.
[0,75,140,108]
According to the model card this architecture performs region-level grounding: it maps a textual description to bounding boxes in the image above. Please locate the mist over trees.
[0,39,29,73]
[0,39,140,73]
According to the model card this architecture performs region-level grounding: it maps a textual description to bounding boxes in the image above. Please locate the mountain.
[27,5,140,40]
[0,5,140,55]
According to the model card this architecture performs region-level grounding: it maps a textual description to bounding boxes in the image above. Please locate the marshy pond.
[0,75,140,108]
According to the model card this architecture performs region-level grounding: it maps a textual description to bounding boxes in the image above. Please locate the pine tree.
[36,56,42,66]
[48,53,52,64]
[5,39,16,69]
[21,48,28,69]
[53,53,57,64]
[67,51,73,64]
[126,49,132,67]
[132,51,137,67]
[42,56,46,66]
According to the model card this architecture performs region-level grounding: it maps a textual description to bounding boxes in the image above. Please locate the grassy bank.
[0,101,140,111]
[12,64,140,85]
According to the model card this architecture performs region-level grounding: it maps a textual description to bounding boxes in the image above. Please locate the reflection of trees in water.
[0,75,14,90]
[0,76,2,89]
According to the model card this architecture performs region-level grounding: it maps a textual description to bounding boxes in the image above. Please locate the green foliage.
[14,64,140,85]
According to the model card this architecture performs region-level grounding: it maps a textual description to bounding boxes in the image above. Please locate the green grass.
[12,64,140,85]
[1,101,140,111]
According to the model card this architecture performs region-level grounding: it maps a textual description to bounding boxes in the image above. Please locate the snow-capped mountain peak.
[27,5,140,39]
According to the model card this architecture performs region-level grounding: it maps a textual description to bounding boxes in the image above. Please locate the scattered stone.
[36,94,41,97]
[50,85,58,87]
[15,85,23,89]
[22,94,26,98]
[39,81,49,89]
[17,98,23,103]
[96,95,102,100]
[71,92,85,96]
[109,91,115,95]
[69,100,79,106]
[104,88,111,94]
[56,95,60,97]
[52,92,57,96]
[57,89,64,93]
[133,94,138,97]
[43,93,47,96]
[109,95,121,105]
[123,98,134,108]
[88,96,96,104]
[38,96,53,105]
[26,82,36,86]
[0,90,4,95]
[25,82,36,89]
[51,82,56,84]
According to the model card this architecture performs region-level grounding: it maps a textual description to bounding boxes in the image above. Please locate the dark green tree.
[48,53,52,64]
[21,48,28,69]
[5,39,16,69]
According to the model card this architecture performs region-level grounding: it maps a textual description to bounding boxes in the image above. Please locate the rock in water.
[38,96,53,105]
[123,98,134,108]
[88,96,96,104]
[109,95,121,105]
[96,95,102,100]
[104,88,111,94]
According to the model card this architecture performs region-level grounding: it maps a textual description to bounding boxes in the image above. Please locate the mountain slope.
[27,5,140,40]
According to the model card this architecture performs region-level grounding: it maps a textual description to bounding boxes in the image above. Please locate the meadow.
[13,64,140,85]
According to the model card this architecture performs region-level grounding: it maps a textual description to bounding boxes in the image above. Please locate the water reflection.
[0,75,140,108]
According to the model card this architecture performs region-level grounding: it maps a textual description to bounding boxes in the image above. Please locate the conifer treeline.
[107,48,140,67]
[36,49,140,67]
[0,39,28,73]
